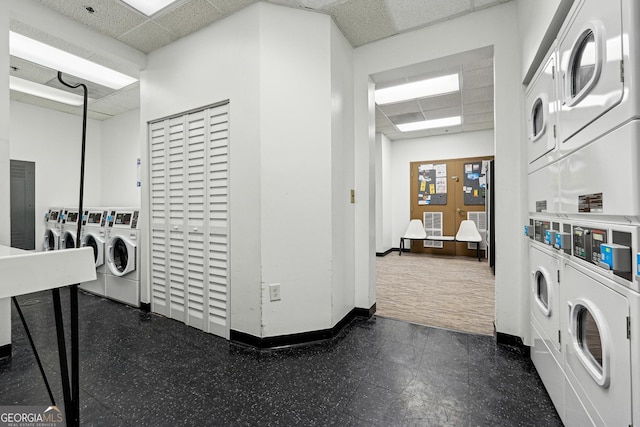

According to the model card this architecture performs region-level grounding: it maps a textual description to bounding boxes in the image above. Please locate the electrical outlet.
[269,283,281,301]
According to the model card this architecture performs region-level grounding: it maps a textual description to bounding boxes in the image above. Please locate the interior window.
[532,98,544,138]
[535,271,549,310]
[577,306,603,371]
[571,31,596,97]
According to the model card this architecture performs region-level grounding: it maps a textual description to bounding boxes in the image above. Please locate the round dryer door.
[107,236,137,277]
[44,228,60,251]
[62,231,76,249]
[82,234,104,267]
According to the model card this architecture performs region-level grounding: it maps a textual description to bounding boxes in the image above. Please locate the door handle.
[457,208,466,216]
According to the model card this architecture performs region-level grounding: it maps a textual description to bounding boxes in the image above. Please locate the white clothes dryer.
[79,208,109,297]
[105,209,141,307]
[43,207,63,251]
[526,43,559,174]
[556,0,640,154]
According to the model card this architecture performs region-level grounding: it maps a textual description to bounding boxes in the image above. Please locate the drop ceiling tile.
[299,0,341,8]
[377,100,421,116]
[386,131,405,140]
[464,100,493,115]
[473,0,502,10]
[462,67,493,90]
[463,86,493,104]
[464,112,494,124]
[388,112,425,125]
[462,121,494,132]
[377,125,397,134]
[429,126,462,136]
[419,92,461,111]
[424,105,461,120]
[89,96,130,116]
[118,21,177,53]
[207,0,257,15]
[463,57,493,71]
[36,0,148,40]
[45,75,116,100]
[267,0,304,8]
[326,0,396,47]
[386,0,471,32]
[10,58,58,84]
[156,0,223,37]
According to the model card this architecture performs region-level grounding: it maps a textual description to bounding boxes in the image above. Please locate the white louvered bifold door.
[149,101,229,338]
[207,104,229,337]
[150,121,169,316]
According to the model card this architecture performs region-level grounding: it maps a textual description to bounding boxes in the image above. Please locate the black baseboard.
[140,302,151,313]
[496,332,530,357]
[376,249,394,257]
[231,303,376,349]
[0,344,11,359]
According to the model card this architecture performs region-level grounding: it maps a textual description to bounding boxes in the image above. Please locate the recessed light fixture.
[375,74,460,105]
[396,116,462,132]
[9,32,137,90]
[10,76,85,106]
[120,0,180,16]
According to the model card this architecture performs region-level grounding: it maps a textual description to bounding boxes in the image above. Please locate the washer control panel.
[573,226,607,265]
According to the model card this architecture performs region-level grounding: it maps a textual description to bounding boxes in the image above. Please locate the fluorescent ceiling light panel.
[10,32,137,90]
[120,0,180,16]
[10,76,85,106]
[375,74,459,105]
[397,116,462,132]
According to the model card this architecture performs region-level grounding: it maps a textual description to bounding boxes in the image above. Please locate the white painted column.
[1,0,12,351]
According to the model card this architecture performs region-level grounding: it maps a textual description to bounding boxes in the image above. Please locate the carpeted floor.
[376,252,495,336]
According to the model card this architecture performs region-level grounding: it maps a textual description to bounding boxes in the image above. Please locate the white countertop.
[0,246,97,299]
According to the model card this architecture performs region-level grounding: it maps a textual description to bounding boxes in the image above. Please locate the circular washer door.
[44,228,60,251]
[83,233,104,267]
[62,231,76,249]
[108,236,136,276]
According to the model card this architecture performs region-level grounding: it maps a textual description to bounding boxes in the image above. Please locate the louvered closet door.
[150,121,169,316]
[185,110,207,330]
[149,101,229,339]
[207,104,229,337]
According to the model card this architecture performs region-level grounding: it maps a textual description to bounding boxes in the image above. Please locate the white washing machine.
[79,208,109,297]
[105,209,141,307]
[526,43,559,174]
[559,120,640,222]
[60,208,80,249]
[556,0,640,154]
[43,207,63,251]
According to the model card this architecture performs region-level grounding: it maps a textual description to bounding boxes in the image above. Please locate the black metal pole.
[57,71,88,427]
[51,289,72,423]
[11,297,56,406]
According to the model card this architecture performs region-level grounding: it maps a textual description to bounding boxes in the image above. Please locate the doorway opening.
[373,47,496,335]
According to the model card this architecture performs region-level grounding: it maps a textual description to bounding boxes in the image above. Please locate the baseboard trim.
[376,249,394,257]
[230,303,376,349]
[496,332,530,357]
[140,302,151,313]
[0,344,11,359]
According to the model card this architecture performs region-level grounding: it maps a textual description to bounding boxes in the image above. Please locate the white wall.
[354,2,527,340]
[9,101,103,249]
[330,21,355,326]
[386,130,494,250]
[258,5,333,336]
[142,4,262,336]
[1,0,11,349]
[375,133,392,252]
[101,108,141,207]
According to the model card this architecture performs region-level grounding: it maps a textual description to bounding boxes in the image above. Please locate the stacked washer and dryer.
[526,0,640,425]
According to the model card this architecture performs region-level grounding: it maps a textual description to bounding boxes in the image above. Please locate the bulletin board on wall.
[463,161,487,205]
[417,163,447,205]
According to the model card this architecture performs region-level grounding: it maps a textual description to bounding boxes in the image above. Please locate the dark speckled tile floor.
[0,290,563,426]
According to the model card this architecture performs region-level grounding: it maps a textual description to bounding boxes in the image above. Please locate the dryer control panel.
[572,226,607,265]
